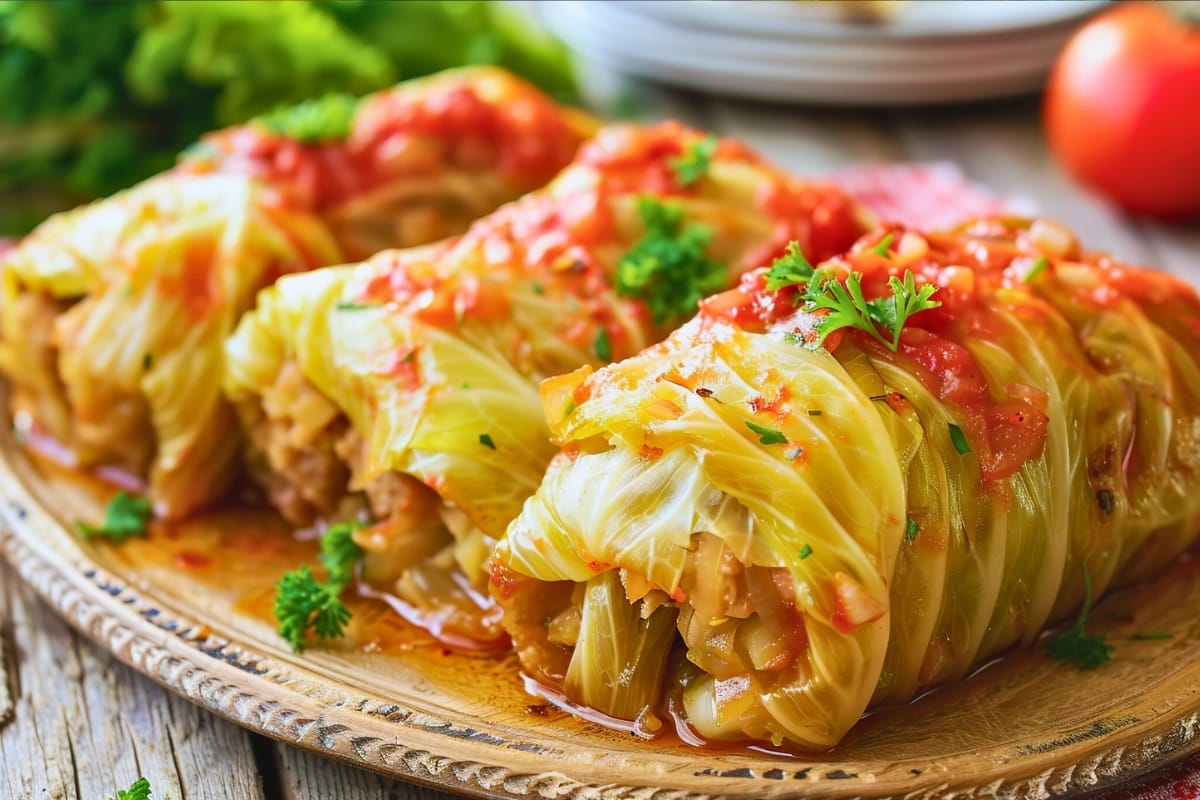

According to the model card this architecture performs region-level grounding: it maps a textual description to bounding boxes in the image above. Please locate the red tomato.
[1044,3,1200,220]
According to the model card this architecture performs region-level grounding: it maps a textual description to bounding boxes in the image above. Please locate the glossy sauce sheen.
[181,78,585,212]
[352,123,866,369]
[699,218,1200,483]
[24,444,1200,761]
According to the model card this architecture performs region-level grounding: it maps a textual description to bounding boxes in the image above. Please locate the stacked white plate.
[541,0,1108,105]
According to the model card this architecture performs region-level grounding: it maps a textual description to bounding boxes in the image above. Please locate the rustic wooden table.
[1,81,1197,800]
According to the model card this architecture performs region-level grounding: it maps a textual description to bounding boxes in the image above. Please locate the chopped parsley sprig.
[764,242,816,291]
[746,420,787,445]
[1023,256,1049,284]
[948,422,971,455]
[593,328,613,362]
[766,241,940,353]
[1045,563,1113,670]
[273,520,364,651]
[109,777,152,800]
[617,197,726,325]
[870,233,895,258]
[804,269,940,352]
[319,519,365,587]
[257,93,359,144]
[76,492,152,542]
[669,135,718,187]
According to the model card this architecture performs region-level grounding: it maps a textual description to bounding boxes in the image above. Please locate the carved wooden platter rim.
[2,420,1200,800]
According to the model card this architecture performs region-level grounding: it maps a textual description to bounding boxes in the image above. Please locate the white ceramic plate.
[542,0,1106,105]
[626,0,1108,40]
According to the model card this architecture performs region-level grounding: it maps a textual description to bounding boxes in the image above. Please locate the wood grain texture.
[4,404,1200,800]
[708,97,903,174]
[0,559,266,800]
[276,742,457,800]
[0,79,1196,800]
[0,601,12,729]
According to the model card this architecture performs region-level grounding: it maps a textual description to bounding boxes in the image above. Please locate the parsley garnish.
[948,423,971,455]
[274,567,352,651]
[76,492,152,542]
[319,520,364,588]
[1046,563,1113,670]
[335,302,381,311]
[746,420,787,445]
[803,269,940,352]
[870,233,895,258]
[479,433,496,450]
[593,328,612,362]
[531,281,545,295]
[798,544,813,560]
[807,409,822,416]
[1023,256,1049,283]
[617,197,726,325]
[906,517,919,544]
[274,521,363,651]
[109,777,152,800]
[669,135,718,187]
[257,93,359,144]
[1133,631,1173,641]
[764,241,816,292]
[142,353,152,371]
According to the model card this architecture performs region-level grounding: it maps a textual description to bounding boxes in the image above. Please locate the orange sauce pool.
[27,444,1200,764]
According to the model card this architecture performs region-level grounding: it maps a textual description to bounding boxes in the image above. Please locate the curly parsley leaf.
[76,492,152,542]
[803,269,939,352]
[273,566,353,651]
[876,272,941,346]
[669,135,718,187]
[593,328,612,362]
[1023,256,1049,284]
[319,520,364,588]
[948,422,971,455]
[1046,563,1113,670]
[275,521,363,651]
[110,776,152,800]
[617,197,726,325]
[746,420,787,445]
[479,433,496,450]
[870,233,895,258]
[256,93,360,143]
[764,241,816,292]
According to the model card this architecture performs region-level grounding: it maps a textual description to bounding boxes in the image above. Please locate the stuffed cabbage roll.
[223,122,870,645]
[492,218,1200,748]
[0,67,595,518]
[180,66,600,260]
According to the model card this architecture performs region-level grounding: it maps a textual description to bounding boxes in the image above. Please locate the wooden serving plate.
[2,414,1200,800]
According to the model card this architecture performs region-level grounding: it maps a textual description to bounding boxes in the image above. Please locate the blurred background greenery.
[0,0,576,235]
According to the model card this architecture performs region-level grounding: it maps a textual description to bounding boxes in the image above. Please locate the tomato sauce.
[181,79,587,213]
[697,217,1200,483]
[343,123,868,377]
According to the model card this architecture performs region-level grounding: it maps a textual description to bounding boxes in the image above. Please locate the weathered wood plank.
[275,742,457,800]
[706,97,902,175]
[0,560,265,800]
[0,610,12,728]
[580,69,711,129]
[1138,221,1200,287]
